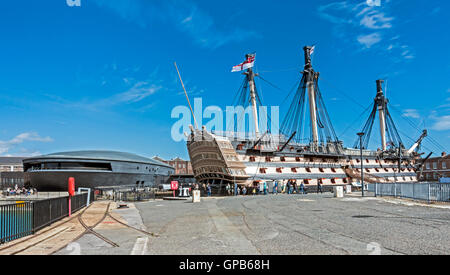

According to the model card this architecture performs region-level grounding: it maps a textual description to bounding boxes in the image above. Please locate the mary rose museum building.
[23,151,174,191]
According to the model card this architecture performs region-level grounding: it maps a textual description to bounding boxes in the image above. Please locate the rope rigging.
[280,72,340,145]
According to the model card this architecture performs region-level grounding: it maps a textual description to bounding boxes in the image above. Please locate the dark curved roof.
[24,150,173,168]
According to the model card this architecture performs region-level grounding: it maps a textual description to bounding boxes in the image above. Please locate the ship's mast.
[303,46,319,151]
[244,57,260,138]
[354,79,404,152]
[376,80,388,151]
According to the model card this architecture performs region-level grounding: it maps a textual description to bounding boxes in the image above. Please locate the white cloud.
[318,1,414,60]
[357,33,382,48]
[111,81,160,104]
[360,10,393,29]
[0,133,53,155]
[92,0,258,49]
[431,115,450,131]
[402,109,420,119]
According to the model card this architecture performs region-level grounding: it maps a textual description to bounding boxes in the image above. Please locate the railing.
[1,192,93,245]
[0,202,33,244]
[373,183,450,203]
[114,191,156,202]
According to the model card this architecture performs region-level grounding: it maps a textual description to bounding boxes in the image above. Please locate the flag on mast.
[231,54,256,72]
[310,46,315,55]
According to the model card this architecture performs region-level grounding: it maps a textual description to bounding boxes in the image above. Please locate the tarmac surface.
[52,193,450,255]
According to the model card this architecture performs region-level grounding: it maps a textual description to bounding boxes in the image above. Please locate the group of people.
[222,180,324,196]
[193,183,212,197]
[2,185,36,197]
[195,180,324,197]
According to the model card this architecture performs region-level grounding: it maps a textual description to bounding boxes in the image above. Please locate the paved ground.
[53,193,450,255]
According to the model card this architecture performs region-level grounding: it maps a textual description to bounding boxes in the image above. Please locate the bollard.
[192,190,201,203]
[68,177,76,217]
[334,186,344,198]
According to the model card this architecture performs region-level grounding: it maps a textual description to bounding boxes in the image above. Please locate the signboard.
[171,181,179,191]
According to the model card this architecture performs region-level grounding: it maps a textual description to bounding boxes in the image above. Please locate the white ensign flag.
[231,54,256,72]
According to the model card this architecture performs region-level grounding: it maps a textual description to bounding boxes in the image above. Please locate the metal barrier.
[374,183,450,203]
[114,191,156,202]
[0,202,33,244]
[0,192,93,245]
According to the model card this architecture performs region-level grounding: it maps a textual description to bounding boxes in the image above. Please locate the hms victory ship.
[186,46,427,191]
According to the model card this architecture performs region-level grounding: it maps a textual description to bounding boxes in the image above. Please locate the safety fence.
[373,183,450,203]
[0,192,93,245]
[113,191,156,202]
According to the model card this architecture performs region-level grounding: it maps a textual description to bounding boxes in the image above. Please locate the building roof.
[423,155,450,162]
[152,156,189,162]
[0,157,26,165]
[24,151,173,168]
[171,157,187,162]
[152,156,166,163]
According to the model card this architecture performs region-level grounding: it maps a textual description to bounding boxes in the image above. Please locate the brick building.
[419,152,449,182]
[0,157,25,188]
[153,156,193,175]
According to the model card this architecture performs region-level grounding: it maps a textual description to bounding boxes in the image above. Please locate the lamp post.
[357,132,365,197]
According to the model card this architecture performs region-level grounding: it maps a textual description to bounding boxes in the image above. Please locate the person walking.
[300,182,306,195]
[273,181,278,195]
[226,183,231,196]
[207,183,212,197]
[263,181,268,195]
[317,181,323,194]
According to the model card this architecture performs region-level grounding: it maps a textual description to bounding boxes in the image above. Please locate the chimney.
[442,152,447,157]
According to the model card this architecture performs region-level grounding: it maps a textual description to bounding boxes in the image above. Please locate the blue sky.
[0,0,449,159]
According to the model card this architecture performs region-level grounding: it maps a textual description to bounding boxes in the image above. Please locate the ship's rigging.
[184,45,433,187]
[185,45,446,159]
[280,46,341,154]
[353,80,404,151]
